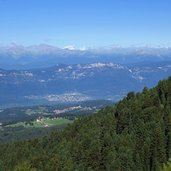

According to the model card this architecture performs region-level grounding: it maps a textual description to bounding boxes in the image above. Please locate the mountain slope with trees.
[0,76,171,171]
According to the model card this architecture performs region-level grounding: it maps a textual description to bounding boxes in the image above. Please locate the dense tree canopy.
[0,76,171,171]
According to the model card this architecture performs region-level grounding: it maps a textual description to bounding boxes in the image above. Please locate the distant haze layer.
[0,44,171,69]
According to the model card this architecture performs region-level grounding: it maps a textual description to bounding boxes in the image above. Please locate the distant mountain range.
[1,44,171,69]
[0,61,171,107]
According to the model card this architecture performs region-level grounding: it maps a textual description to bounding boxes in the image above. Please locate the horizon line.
[1,43,171,51]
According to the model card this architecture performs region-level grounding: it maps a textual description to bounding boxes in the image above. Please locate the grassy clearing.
[25,109,35,115]
[25,107,48,115]
[6,117,72,128]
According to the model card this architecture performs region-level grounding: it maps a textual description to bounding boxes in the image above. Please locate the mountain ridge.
[0,62,171,107]
[1,45,171,69]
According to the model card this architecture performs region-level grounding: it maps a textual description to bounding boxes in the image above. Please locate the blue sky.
[0,0,171,48]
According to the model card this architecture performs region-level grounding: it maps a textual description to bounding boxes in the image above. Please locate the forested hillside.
[0,77,171,171]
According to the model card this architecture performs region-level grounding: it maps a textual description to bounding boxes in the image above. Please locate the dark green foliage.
[0,77,171,170]
[0,125,66,142]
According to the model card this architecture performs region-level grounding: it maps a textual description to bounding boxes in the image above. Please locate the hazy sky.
[0,0,171,48]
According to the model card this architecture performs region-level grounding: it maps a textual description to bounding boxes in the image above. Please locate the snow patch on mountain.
[83,63,124,69]
[132,75,144,81]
